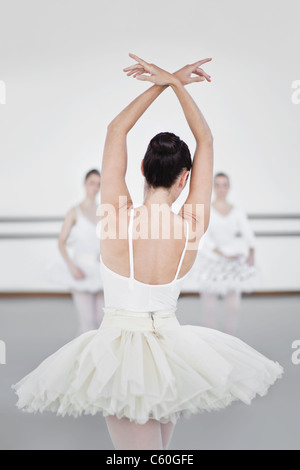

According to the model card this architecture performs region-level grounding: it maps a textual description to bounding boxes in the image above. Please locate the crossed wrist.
[170,76,183,88]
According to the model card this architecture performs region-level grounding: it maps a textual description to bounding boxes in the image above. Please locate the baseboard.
[0,291,299,298]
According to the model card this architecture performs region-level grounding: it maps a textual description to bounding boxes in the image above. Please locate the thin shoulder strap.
[128,207,135,282]
[174,220,189,281]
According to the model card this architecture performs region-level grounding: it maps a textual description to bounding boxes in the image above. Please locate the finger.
[133,71,145,77]
[126,67,145,76]
[123,64,144,71]
[193,70,206,78]
[124,67,143,73]
[123,64,142,70]
[129,53,150,69]
[195,68,211,81]
[135,73,148,80]
[188,77,206,83]
[195,66,211,77]
[192,58,212,67]
[127,70,140,76]
[190,75,207,83]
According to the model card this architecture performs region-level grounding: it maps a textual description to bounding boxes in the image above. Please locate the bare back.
[100,204,200,286]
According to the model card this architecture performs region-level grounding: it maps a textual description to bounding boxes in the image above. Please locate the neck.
[83,197,96,206]
[143,186,174,208]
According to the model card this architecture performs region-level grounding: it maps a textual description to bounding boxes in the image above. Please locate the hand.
[246,252,255,266]
[123,53,178,86]
[69,264,85,280]
[124,54,212,86]
[226,254,242,260]
[173,59,212,85]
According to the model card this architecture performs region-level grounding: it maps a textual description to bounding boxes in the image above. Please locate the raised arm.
[102,53,213,225]
[101,54,169,210]
[169,77,214,234]
[127,55,214,235]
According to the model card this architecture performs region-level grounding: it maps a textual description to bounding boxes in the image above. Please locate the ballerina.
[195,172,260,334]
[12,54,283,451]
[47,169,104,334]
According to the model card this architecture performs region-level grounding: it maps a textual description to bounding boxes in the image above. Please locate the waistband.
[102,307,178,339]
[102,307,177,318]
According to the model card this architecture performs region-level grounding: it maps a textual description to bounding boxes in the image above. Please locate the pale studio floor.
[0,294,299,450]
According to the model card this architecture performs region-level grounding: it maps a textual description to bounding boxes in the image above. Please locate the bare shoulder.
[58,206,77,241]
[176,205,206,243]
[173,211,201,246]
[65,206,77,224]
[60,207,77,228]
[106,200,133,233]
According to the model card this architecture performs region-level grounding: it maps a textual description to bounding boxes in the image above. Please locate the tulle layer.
[194,252,261,296]
[46,252,103,293]
[12,307,283,425]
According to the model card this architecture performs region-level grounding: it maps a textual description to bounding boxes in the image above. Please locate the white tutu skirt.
[195,252,261,296]
[12,307,283,425]
[46,252,103,293]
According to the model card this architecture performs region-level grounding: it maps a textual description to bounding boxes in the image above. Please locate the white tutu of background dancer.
[195,204,262,296]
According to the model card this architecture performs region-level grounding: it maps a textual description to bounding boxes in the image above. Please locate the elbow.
[204,130,214,144]
[107,122,127,136]
[196,131,213,146]
[107,118,118,131]
[107,121,116,131]
[107,119,126,133]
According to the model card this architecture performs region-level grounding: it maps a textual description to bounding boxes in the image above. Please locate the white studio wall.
[0,0,299,292]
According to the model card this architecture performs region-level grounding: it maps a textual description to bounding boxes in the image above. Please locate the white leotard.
[67,205,100,256]
[46,204,102,292]
[203,205,256,256]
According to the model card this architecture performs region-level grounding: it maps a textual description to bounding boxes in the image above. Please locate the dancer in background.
[13,54,282,451]
[48,169,104,334]
[196,172,259,334]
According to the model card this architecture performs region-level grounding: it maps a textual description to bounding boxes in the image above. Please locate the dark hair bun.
[150,134,178,155]
[142,132,192,189]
